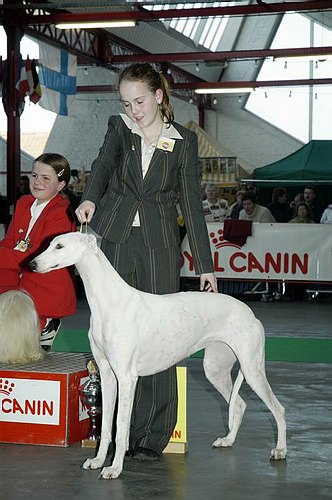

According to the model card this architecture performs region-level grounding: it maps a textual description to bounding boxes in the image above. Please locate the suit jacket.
[83,115,214,275]
[0,194,77,318]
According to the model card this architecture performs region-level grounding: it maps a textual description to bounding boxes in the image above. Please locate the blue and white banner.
[38,41,77,116]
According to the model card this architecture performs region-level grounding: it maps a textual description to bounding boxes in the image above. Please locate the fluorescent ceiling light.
[195,87,253,94]
[274,53,332,62]
[56,20,136,29]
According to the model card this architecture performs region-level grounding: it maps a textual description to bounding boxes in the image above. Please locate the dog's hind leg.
[241,361,287,460]
[203,343,247,449]
[82,352,117,472]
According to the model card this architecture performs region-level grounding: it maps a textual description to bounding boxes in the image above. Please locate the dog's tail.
[228,369,244,429]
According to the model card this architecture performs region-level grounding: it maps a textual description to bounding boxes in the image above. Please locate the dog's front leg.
[100,376,137,480]
[82,359,117,471]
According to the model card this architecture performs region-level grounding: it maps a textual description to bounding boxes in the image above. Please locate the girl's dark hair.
[118,63,174,124]
[34,153,71,186]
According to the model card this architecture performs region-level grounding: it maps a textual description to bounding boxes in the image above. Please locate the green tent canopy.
[253,140,332,184]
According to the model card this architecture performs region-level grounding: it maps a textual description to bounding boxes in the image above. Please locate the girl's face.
[30,161,65,205]
[298,205,309,218]
[119,80,163,130]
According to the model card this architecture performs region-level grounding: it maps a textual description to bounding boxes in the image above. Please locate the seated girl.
[0,153,77,350]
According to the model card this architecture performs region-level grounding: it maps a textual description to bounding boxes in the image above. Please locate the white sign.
[0,377,60,425]
[181,222,332,282]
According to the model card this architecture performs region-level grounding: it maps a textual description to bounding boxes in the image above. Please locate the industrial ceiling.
[1,0,332,213]
[1,1,332,93]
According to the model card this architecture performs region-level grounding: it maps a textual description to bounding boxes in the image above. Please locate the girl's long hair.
[118,63,174,125]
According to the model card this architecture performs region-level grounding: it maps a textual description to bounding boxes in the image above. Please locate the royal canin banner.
[181,223,332,282]
[0,377,60,425]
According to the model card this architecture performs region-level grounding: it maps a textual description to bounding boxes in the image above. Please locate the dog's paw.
[99,466,122,480]
[212,437,233,448]
[82,458,104,470]
[270,447,287,460]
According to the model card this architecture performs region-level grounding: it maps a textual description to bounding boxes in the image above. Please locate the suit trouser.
[101,228,180,454]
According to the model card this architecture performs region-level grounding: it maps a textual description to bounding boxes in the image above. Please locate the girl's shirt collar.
[120,113,183,140]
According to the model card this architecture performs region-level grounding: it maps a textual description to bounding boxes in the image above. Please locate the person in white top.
[320,204,332,224]
[202,183,229,222]
[239,191,276,223]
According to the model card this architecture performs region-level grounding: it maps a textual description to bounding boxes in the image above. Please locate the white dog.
[0,290,43,364]
[30,232,287,480]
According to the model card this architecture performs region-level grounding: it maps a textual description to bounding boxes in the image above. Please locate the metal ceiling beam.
[2,1,332,26]
[77,78,332,94]
[173,78,332,91]
[110,46,332,64]
[22,24,332,68]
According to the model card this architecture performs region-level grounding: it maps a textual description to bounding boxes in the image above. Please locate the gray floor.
[1,293,332,499]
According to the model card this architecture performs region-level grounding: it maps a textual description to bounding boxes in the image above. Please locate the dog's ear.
[86,234,98,254]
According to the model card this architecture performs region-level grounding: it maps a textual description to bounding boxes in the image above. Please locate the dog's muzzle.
[29,260,59,272]
[29,260,37,271]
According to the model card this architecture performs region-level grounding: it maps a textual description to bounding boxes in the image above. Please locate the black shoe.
[40,318,61,351]
[132,447,160,461]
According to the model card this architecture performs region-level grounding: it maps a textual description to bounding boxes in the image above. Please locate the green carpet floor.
[53,330,332,363]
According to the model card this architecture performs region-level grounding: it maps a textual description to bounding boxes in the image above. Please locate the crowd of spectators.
[200,183,329,225]
[198,182,331,302]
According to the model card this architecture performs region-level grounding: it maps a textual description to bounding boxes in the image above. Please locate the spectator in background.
[227,189,244,220]
[70,169,79,187]
[239,190,276,223]
[303,185,323,223]
[289,202,314,224]
[289,192,305,218]
[320,202,332,224]
[200,182,207,202]
[266,187,291,222]
[202,183,229,222]
[287,200,314,300]
[19,175,30,197]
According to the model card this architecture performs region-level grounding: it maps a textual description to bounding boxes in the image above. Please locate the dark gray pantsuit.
[101,228,180,453]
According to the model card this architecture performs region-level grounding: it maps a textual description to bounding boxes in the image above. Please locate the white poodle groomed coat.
[0,290,43,364]
[30,232,287,480]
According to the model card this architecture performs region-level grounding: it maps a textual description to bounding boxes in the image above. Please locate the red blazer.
[0,194,77,318]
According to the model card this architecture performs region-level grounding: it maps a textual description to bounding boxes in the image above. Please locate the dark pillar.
[3,20,23,224]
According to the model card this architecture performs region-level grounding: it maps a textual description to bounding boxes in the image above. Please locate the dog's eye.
[55,243,64,249]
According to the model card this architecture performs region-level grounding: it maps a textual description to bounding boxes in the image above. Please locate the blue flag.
[38,41,76,116]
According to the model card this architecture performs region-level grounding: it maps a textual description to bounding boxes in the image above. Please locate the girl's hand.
[75,201,96,223]
[200,273,218,293]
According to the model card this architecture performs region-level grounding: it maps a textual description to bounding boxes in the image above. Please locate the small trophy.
[79,359,102,448]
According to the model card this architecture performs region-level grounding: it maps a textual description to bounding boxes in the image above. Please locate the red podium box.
[0,352,92,447]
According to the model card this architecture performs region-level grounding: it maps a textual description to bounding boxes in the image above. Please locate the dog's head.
[29,232,98,273]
